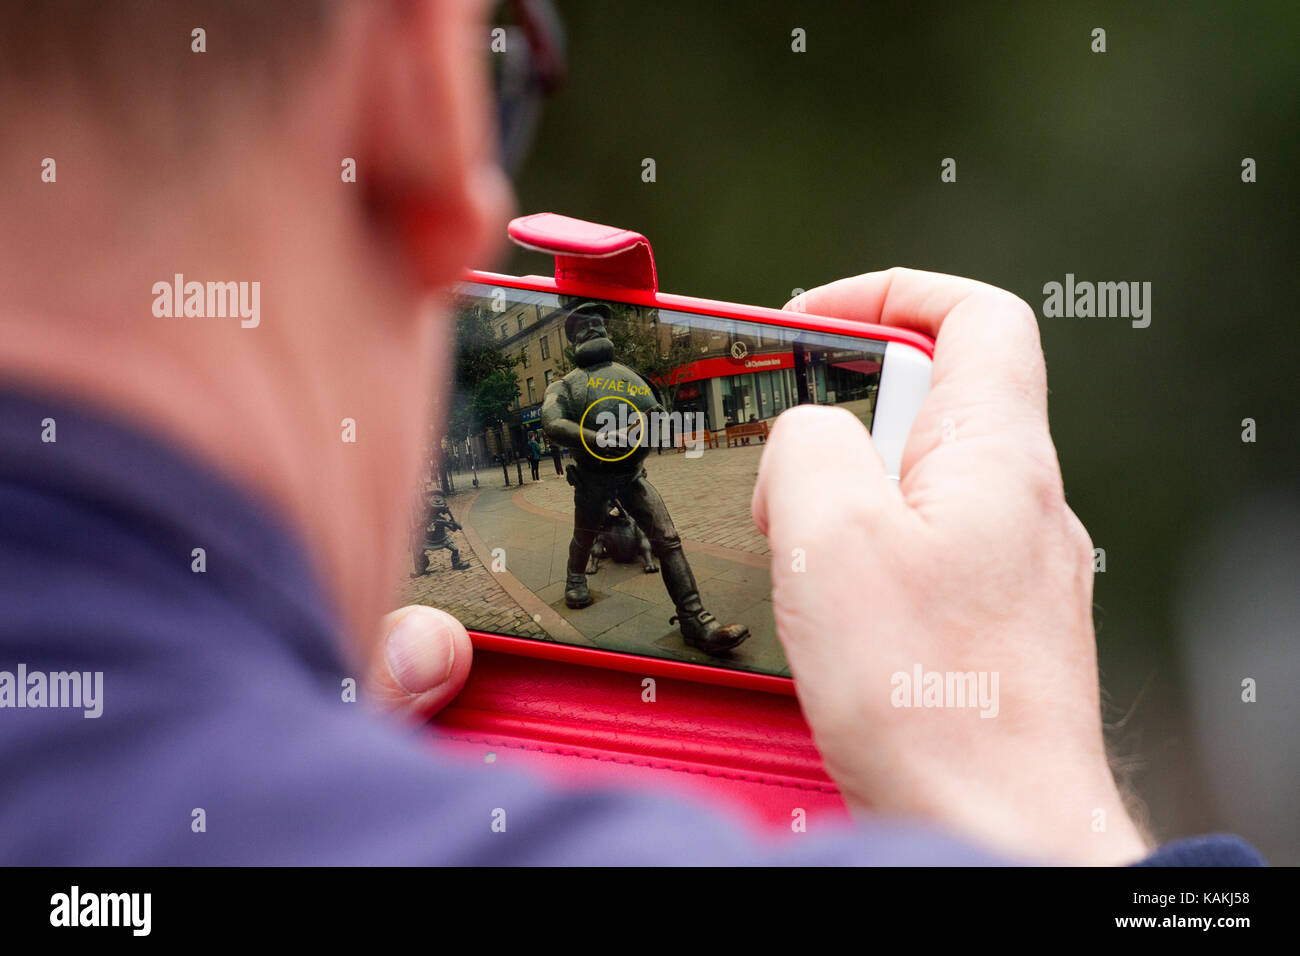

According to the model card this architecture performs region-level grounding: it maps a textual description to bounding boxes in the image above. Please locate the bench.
[674,427,719,453]
[725,421,768,447]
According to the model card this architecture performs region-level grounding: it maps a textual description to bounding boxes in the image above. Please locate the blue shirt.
[0,389,1264,865]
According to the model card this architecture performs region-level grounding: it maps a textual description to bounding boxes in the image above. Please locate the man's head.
[0,1,511,653]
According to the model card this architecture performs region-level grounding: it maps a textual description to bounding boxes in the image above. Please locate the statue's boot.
[658,546,749,655]
[673,602,750,655]
[564,570,593,609]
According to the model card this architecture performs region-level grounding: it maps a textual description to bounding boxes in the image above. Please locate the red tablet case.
[425,214,932,830]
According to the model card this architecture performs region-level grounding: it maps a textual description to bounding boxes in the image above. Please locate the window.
[527,378,537,404]
[539,335,550,360]
[499,324,507,339]
[544,368,554,385]
[720,376,734,423]
[731,374,756,422]
[520,348,529,368]
[758,370,774,418]
[517,316,524,332]
[777,368,793,410]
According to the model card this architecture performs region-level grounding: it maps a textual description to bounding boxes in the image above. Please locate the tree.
[445,297,521,449]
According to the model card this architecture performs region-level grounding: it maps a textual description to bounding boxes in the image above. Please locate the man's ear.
[352,0,512,291]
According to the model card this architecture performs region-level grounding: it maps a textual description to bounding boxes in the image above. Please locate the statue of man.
[541,301,749,656]
[411,489,470,574]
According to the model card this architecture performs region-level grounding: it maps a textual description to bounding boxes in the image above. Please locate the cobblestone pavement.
[395,441,789,676]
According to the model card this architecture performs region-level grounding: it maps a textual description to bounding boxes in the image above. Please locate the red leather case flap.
[507,212,658,292]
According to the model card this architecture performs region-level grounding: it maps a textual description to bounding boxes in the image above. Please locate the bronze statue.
[541,301,749,655]
[411,489,470,574]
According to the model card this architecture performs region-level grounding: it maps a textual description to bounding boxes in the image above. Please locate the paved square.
[397,442,790,676]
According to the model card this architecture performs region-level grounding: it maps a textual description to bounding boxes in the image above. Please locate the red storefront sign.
[657,351,881,387]
[662,352,795,385]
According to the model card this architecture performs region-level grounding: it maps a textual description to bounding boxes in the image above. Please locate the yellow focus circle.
[579,396,646,463]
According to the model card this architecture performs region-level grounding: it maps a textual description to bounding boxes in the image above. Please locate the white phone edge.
[871,340,932,481]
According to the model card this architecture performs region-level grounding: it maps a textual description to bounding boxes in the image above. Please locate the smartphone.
[403,216,933,688]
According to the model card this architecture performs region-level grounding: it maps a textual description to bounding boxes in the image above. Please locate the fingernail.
[385,610,455,694]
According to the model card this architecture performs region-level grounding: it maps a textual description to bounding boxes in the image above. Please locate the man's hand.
[367,605,474,720]
[615,417,644,448]
[752,267,1149,865]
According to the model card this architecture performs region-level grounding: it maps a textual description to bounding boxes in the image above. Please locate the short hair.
[0,1,334,117]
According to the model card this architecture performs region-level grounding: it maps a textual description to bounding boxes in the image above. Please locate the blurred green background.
[496,0,1299,860]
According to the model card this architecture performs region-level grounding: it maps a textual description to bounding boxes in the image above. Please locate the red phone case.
[426,214,934,830]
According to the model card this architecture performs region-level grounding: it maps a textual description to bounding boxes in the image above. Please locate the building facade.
[489,302,884,451]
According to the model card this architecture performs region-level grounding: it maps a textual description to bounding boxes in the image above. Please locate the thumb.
[751,405,903,672]
[369,605,474,719]
[752,404,899,545]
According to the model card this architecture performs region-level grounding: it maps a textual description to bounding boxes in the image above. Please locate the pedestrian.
[527,432,542,480]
